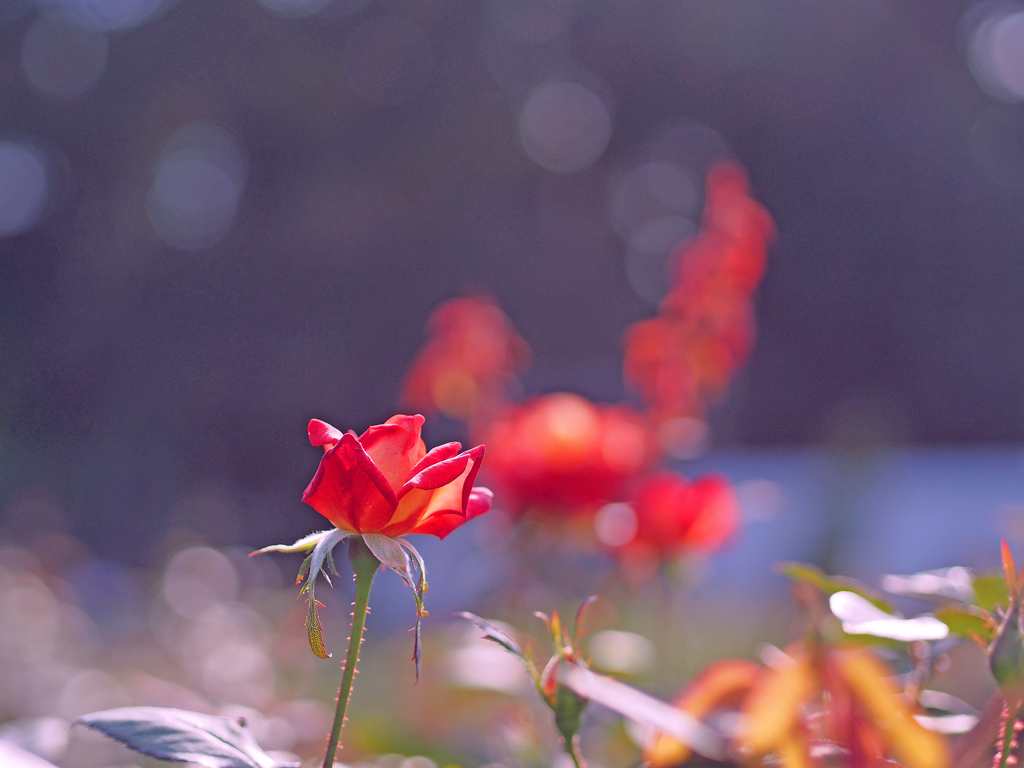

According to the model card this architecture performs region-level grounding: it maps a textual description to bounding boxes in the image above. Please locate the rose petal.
[359,414,427,490]
[302,433,397,532]
[466,487,493,520]
[409,441,462,477]
[407,510,471,539]
[308,419,344,448]
[401,447,486,537]
[401,452,471,495]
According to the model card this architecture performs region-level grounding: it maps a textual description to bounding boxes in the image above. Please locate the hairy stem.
[995,701,1023,768]
[565,735,586,768]
[323,538,381,768]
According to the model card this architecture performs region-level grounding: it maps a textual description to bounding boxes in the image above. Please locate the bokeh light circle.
[316,0,375,19]
[0,141,50,237]
[594,502,638,547]
[610,161,699,238]
[256,0,334,19]
[146,123,247,251]
[966,2,1024,103]
[21,16,108,100]
[624,215,696,305]
[519,80,612,172]
[56,0,166,32]
[342,16,434,105]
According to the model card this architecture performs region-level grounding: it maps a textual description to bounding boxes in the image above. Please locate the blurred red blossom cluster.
[400,162,773,574]
[625,162,775,434]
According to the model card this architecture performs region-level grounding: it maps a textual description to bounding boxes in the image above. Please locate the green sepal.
[298,529,356,659]
[361,533,429,680]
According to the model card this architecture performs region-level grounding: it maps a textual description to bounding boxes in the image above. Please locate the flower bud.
[990,602,1024,703]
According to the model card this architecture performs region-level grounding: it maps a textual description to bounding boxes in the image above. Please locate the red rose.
[625,472,739,555]
[303,414,492,539]
[481,393,656,511]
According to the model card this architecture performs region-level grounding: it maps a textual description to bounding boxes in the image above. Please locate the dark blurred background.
[3,0,1024,564]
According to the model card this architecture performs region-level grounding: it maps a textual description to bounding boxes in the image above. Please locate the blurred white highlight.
[588,630,655,675]
[829,591,949,642]
[966,2,1024,102]
[146,123,247,251]
[594,502,638,547]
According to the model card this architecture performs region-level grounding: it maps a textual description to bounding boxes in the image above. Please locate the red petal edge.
[308,419,344,447]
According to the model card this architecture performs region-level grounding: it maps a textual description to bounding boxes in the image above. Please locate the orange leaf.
[1003,540,1018,598]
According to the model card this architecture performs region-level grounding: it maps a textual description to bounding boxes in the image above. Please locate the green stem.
[323,538,381,768]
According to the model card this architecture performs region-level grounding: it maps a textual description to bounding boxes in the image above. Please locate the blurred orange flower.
[480,393,656,512]
[645,645,950,768]
[401,295,531,421]
[303,414,492,539]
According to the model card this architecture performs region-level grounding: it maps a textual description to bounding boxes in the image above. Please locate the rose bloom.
[480,392,656,511]
[618,472,740,557]
[304,414,492,539]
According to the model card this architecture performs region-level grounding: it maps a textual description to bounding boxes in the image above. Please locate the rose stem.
[565,735,586,768]
[323,537,381,768]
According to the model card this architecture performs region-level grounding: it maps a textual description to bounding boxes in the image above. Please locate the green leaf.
[934,605,993,643]
[457,612,525,658]
[972,573,1010,612]
[777,562,892,612]
[75,707,297,768]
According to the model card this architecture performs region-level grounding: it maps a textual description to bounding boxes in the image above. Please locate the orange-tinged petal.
[833,648,950,768]
[645,660,761,768]
[401,487,492,539]
[776,729,812,768]
[358,414,427,492]
[740,651,815,755]
[381,445,487,538]
[386,452,474,534]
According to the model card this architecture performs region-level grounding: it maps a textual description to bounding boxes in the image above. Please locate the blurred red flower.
[303,414,492,539]
[401,296,531,421]
[480,393,656,511]
[616,472,739,557]
[623,162,774,425]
